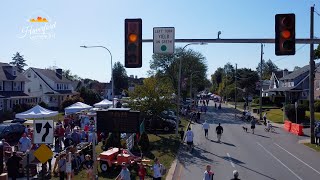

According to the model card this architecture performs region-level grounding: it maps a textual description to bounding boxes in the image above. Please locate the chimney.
[56,68,62,79]
[283,69,288,77]
[135,75,137,79]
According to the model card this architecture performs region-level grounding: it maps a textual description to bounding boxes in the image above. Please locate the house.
[128,75,144,92]
[0,62,35,112]
[263,69,291,97]
[24,67,77,109]
[264,65,320,103]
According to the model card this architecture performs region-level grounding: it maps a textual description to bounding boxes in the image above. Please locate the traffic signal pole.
[309,6,315,144]
[260,44,264,120]
[142,38,320,44]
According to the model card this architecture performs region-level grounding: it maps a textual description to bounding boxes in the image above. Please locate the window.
[13,70,16,76]
[27,72,31,78]
[28,88,31,93]
[34,74,37,78]
[40,84,42,90]
[0,81,2,91]
[57,84,59,90]
[50,97,53,102]
[64,84,66,90]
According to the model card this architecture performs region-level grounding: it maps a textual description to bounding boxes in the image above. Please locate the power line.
[272,44,307,63]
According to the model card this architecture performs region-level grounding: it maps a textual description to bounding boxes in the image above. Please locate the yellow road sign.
[33,144,53,164]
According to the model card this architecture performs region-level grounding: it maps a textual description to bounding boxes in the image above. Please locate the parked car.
[145,115,176,132]
[0,123,25,145]
[161,110,177,120]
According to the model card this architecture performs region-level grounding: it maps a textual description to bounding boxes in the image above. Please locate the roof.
[263,86,302,92]
[280,64,319,80]
[0,91,29,98]
[31,67,72,83]
[0,62,29,82]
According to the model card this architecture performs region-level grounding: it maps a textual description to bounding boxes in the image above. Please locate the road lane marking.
[257,142,303,180]
[274,143,320,175]
[227,153,235,168]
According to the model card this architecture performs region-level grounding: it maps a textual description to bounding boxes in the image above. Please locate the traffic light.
[125,19,142,68]
[275,14,295,56]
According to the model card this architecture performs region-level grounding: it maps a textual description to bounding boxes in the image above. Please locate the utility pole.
[309,5,315,144]
[235,63,237,109]
[259,44,263,120]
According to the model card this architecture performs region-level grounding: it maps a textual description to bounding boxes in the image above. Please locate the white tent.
[15,105,58,119]
[65,102,92,115]
[94,99,113,108]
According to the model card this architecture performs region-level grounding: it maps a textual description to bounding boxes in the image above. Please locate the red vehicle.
[97,147,150,173]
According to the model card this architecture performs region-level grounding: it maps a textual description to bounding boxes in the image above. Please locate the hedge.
[285,104,306,123]
[272,96,285,107]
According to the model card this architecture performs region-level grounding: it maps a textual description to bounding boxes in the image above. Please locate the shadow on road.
[194,147,277,180]
[252,133,271,138]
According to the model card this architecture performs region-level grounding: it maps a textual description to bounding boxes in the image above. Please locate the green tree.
[150,47,208,98]
[129,77,174,116]
[315,44,320,60]
[237,68,259,95]
[113,62,128,95]
[79,87,102,106]
[256,59,279,80]
[10,52,27,73]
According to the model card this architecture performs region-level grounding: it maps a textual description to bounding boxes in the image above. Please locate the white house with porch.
[23,67,77,109]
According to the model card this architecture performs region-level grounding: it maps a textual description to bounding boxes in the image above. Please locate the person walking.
[151,158,165,180]
[315,124,320,146]
[186,127,194,151]
[216,123,223,143]
[57,153,67,180]
[18,133,32,153]
[250,118,256,134]
[197,111,201,123]
[6,152,22,180]
[83,154,94,180]
[230,170,241,180]
[203,165,214,180]
[116,162,130,180]
[202,120,210,138]
[263,112,267,126]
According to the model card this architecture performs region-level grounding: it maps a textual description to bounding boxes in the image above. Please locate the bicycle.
[264,126,276,133]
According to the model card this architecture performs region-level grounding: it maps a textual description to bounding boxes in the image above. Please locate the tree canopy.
[129,77,174,116]
[113,62,128,95]
[256,59,279,80]
[150,47,209,98]
[10,52,27,73]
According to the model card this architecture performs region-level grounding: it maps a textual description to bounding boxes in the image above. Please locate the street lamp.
[176,42,207,135]
[80,45,114,107]
[190,71,201,99]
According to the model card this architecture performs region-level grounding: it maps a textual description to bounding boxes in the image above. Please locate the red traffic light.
[125,19,142,68]
[275,14,295,56]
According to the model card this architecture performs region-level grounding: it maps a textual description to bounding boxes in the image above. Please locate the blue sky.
[0,0,319,82]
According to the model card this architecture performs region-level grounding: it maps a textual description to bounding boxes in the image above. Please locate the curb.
[166,120,192,180]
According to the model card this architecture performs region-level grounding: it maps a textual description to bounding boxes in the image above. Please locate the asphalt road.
[172,102,320,180]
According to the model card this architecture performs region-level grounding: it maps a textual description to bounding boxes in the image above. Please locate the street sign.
[153,27,175,54]
[33,120,54,144]
[33,144,53,164]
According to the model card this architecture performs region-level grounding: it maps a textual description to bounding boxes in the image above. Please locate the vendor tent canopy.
[65,102,92,114]
[15,105,58,119]
[94,99,113,108]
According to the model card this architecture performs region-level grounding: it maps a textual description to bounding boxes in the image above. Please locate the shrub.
[38,101,48,108]
[315,101,320,112]
[12,103,34,113]
[299,100,310,111]
[61,96,84,109]
[272,96,285,107]
[104,133,121,149]
[285,104,306,123]
[138,132,150,152]
[253,97,272,105]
